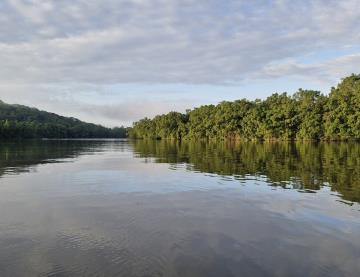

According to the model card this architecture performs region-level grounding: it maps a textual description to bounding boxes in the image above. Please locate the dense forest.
[0,101,127,139]
[129,74,360,141]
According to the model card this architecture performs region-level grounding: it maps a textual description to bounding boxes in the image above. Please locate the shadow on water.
[131,140,360,204]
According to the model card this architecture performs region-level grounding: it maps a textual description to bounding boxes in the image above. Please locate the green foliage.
[129,112,188,139]
[324,74,360,140]
[294,89,325,140]
[0,101,127,139]
[130,74,360,141]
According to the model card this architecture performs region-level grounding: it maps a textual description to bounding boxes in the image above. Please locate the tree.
[324,74,360,140]
[294,89,325,140]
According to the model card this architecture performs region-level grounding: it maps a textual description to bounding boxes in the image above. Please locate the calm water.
[0,140,359,277]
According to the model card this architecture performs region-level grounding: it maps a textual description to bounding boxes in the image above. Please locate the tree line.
[0,101,127,139]
[129,74,360,141]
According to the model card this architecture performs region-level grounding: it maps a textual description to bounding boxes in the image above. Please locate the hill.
[0,100,127,139]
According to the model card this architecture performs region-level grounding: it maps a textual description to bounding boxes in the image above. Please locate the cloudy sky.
[0,0,359,126]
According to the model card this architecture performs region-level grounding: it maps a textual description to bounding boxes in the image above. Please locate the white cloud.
[8,0,54,24]
[258,53,360,84]
[0,0,359,125]
[0,0,359,85]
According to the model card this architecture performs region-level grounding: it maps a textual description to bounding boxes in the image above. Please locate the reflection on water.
[132,140,360,204]
[0,140,359,277]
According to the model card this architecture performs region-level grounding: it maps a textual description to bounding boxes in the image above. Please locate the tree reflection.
[132,140,360,203]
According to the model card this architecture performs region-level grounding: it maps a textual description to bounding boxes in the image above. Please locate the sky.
[0,0,359,127]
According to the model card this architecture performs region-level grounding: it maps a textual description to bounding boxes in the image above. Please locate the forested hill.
[129,74,360,141]
[0,101,127,139]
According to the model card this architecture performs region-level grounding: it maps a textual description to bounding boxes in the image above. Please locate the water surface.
[0,140,359,277]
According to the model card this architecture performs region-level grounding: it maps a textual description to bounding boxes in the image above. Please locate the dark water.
[0,140,359,277]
